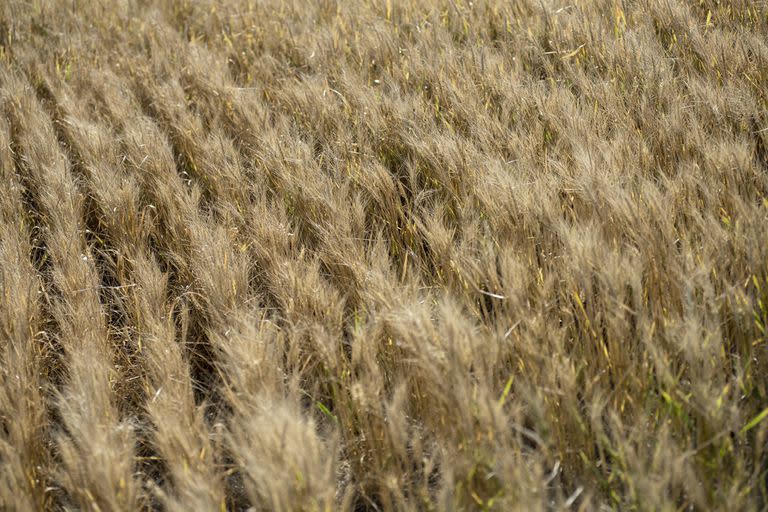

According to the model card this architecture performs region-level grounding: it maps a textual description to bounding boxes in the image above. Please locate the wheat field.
[0,0,766,510]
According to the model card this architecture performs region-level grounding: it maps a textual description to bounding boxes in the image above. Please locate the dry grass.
[1,0,767,509]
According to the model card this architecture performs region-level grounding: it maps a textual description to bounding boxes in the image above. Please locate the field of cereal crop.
[0,1,767,509]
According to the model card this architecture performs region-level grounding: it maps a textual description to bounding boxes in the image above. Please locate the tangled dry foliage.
[0,0,767,510]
